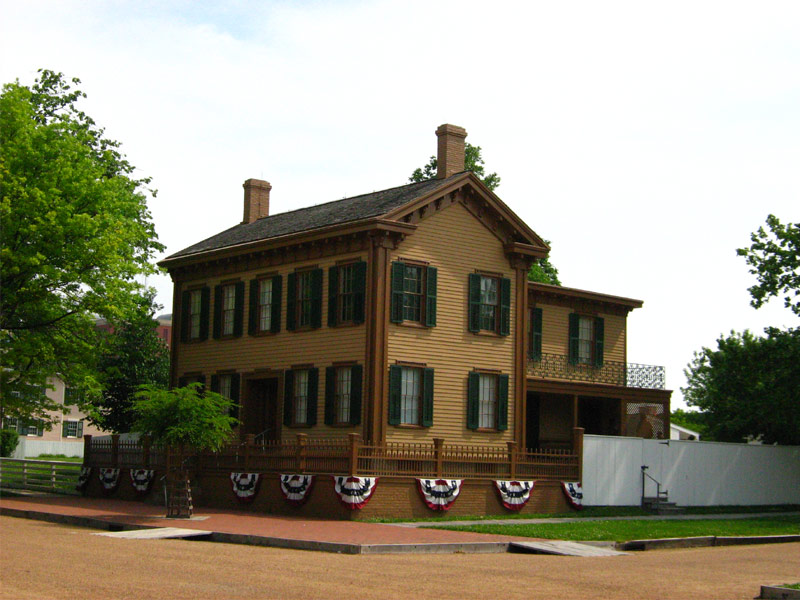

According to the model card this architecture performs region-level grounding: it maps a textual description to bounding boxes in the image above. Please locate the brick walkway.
[0,493,529,551]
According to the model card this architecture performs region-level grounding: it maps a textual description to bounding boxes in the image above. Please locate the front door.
[244,377,280,441]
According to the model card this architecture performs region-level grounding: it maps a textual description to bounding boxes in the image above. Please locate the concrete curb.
[757,584,800,599]
[617,534,800,551]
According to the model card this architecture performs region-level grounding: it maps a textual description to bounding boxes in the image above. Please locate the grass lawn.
[431,515,800,542]
[33,454,83,463]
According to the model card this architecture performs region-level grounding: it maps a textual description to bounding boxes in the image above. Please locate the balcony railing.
[527,352,666,390]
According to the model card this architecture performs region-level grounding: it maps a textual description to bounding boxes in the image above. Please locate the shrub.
[0,429,20,457]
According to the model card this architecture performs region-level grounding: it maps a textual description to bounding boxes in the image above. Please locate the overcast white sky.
[2,1,798,408]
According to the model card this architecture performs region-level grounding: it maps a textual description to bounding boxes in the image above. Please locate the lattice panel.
[624,402,665,439]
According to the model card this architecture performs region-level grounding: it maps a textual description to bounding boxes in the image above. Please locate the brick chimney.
[242,178,271,224]
[435,124,467,179]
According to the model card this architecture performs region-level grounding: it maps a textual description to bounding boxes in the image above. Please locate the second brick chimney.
[435,123,467,179]
[242,178,271,224]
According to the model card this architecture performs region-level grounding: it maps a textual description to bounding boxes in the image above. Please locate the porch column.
[512,261,529,449]
[572,395,579,429]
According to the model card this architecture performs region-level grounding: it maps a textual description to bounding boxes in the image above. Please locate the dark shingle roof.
[165,175,461,261]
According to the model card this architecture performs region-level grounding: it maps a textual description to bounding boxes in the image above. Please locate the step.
[93,527,212,540]
[510,540,627,557]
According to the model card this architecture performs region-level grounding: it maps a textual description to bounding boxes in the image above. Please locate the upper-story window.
[259,279,273,330]
[213,282,244,339]
[248,275,281,335]
[529,307,543,361]
[222,285,236,335]
[390,262,437,327]
[568,313,605,367]
[189,290,203,339]
[287,269,322,330]
[328,262,366,326]
[181,287,209,342]
[297,272,313,327]
[468,273,510,335]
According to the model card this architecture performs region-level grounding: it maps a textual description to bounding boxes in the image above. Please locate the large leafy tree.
[737,215,800,316]
[0,70,164,423]
[90,291,170,433]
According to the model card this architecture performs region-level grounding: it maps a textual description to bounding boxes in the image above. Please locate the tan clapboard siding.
[536,302,626,363]
[386,202,516,446]
[177,252,367,441]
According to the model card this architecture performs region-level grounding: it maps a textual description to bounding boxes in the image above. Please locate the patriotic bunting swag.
[494,480,535,511]
[562,481,583,509]
[417,479,462,511]
[76,467,92,492]
[130,469,155,494]
[280,474,315,506]
[98,468,120,494]
[230,473,261,503]
[332,476,378,510]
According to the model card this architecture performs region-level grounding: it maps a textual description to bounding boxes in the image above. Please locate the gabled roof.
[163,176,459,262]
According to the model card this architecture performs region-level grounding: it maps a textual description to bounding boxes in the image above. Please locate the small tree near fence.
[132,384,237,517]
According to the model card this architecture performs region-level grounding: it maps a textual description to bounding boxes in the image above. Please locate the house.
[670,423,700,441]
[84,124,671,517]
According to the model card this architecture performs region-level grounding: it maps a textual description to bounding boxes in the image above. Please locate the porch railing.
[527,352,666,390]
[84,430,582,482]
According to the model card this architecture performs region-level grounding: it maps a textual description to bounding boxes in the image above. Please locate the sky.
[2,1,798,408]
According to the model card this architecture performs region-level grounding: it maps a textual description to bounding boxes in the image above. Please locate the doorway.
[244,377,280,441]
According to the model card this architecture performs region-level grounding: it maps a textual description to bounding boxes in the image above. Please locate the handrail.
[640,465,667,507]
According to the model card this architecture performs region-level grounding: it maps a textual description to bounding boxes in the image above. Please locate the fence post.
[572,427,584,482]
[111,434,120,467]
[348,433,360,476]
[83,435,92,465]
[244,434,255,471]
[507,441,517,480]
[296,433,307,473]
[433,438,444,479]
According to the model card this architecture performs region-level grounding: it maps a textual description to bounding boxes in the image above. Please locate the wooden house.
[83,124,671,517]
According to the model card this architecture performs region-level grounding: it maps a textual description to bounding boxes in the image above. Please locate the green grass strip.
[430,516,800,542]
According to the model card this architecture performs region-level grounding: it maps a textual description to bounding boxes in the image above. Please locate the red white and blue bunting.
[562,481,583,509]
[279,474,315,506]
[98,468,120,493]
[230,472,261,503]
[417,479,462,511]
[332,475,378,510]
[129,469,155,494]
[76,467,92,492]
[494,480,535,511]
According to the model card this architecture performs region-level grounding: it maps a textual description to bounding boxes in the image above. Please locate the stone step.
[93,527,212,540]
[510,540,628,557]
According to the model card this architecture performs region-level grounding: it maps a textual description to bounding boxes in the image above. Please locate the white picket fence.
[583,434,800,506]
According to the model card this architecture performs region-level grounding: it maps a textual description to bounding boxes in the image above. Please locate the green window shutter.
[213,285,223,339]
[353,261,367,325]
[324,366,336,425]
[199,287,210,341]
[388,365,402,425]
[425,267,437,327]
[233,281,245,337]
[311,269,323,329]
[271,275,282,333]
[210,374,220,393]
[499,277,511,336]
[307,368,319,426]
[594,317,605,367]
[531,307,543,361]
[77,421,83,438]
[422,368,434,427]
[37,422,43,437]
[568,313,580,365]
[467,372,480,430]
[350,364,363,426]
[248,278,259,335]
[180,291,190,343]
[390,262,405,324]
[230,374,241,421]
[497,374,509,431]
[286,273,297,331]
[328,265,339,327]
[468,273,482,333]
[61,420,67,438]
[283,370,294,427]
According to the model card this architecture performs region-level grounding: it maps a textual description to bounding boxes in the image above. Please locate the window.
[64,387,83,405]
[287,269,322,330]
[324,365,363,426]
[328,262,366,326]
[390,262,437,327]
[388,365,434,427]
[210,373,241,420]
[283,368,318,427]
[468,273,511,335]
[213,282,244,339]
[181,287,209,342]
[248,275,281,335]
[62,420,83,438]
[568,314,605,367]
[529,307,543,360]
[467,372,509,431]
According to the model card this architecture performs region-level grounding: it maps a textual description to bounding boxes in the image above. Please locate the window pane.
[478,374,497,429]
[578,316,594,364]
[219,374,232,399]
[190,290,202,339]
[222,285,236,335]
[64,420,78,437]
[400,367,421,424]
[479,276,498,331]
[297,272,312,327]
[402,266,423,322]
[294,369,309,424]
[259,279,272,331]
[338,265,355,322]
[336,367,351,423]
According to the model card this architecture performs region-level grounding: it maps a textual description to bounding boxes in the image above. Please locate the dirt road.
[1,516,797,599]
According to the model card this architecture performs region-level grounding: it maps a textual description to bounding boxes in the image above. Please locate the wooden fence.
[84,430,583,482]
[0,458,82,495]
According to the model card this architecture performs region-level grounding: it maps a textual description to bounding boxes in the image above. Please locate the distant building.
[670,423,701,441]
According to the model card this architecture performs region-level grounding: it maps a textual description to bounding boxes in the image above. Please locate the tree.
[0,70,164,423]
[669,408,709,440]
[409,142,501,191]
[528,240,562,286]
[683,327,800,445]
[90,291,170,434]
[737,215,800,316]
